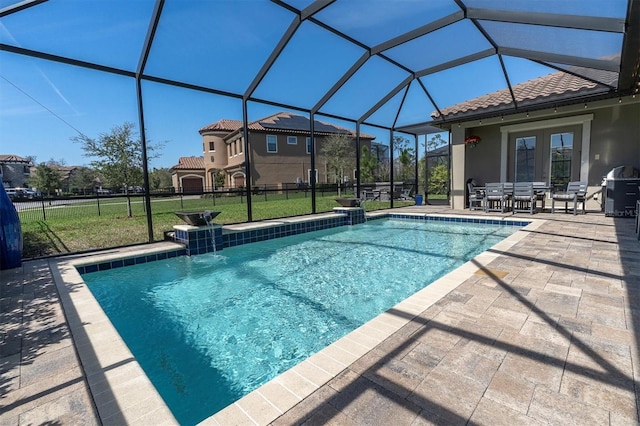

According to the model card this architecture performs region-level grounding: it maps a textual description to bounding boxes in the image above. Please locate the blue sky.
[0,0,626,168]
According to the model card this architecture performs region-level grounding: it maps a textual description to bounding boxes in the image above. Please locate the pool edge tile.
[49,258,179,426]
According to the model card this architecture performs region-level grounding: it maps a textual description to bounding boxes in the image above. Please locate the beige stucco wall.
[248,132,370,186]
[202,132,230,189]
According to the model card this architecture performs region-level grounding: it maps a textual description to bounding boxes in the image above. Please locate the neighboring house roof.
[199,119,244,133]
[28,165,82,179]
[432,67,618,121]
[200,112,376,139]
[171,156,205,171]
[0,154,31,163]
[54,166,79,180]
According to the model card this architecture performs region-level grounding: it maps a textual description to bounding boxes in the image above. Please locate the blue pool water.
[82,218,519,424]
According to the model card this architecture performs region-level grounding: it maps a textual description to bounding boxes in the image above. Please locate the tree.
[419,134,449,196]
[29,163,62,196]
[428,163,449,196]
[425,133,446,152]
[360,146,378,183]
[73,122,162,191]
[214,169,226,189]
[72,122,163,216]
[149,167,173,191]
[393,135,415,183]
[321,133,355,196]
[68,166,97,194]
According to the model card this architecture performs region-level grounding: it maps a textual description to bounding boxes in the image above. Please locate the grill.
[602,166,640,217]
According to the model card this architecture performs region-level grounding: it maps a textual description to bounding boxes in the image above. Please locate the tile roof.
[0,154,31,163]
[200,112,375,139]
[171,156,204,170]
[199,119,244,133]
[432,68,618,121]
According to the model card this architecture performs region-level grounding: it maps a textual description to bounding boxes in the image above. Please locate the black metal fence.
[16,183,349,223]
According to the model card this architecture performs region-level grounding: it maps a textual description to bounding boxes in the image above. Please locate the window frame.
[267,135,278,153]
[287,136,297,145]
[306,137,313,154]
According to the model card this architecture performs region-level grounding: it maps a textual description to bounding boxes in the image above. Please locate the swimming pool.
[81,217,520,424]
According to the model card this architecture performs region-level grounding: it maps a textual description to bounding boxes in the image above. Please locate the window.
[267,135,277,153]
[549,132,573,189]
[23,165,30,174]
[210,156,214,162]
[209,141,215,151]
[306,137,314,154]
[515,136,536,182]
[287,136,297,145]
[238,140,243,154]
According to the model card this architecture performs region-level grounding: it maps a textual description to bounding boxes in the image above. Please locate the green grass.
[21,194,413,258]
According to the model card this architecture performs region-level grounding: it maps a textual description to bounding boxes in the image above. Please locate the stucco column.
[450,126,466,210]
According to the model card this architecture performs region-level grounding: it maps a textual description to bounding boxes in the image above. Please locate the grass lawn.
[21,194,414,258]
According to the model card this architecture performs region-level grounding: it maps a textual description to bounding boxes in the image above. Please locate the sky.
[0,0,627,169]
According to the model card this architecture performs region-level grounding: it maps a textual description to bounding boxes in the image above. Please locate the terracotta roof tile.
[199,119,243,133]
[171,156,204,170]
[200,112,375,139]
[432,68,617,121]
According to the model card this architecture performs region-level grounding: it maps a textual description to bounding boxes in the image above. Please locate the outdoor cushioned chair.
[467,182,484,211]
[551,181,588,215]
[484,182,510,213]
[512,182,536,214]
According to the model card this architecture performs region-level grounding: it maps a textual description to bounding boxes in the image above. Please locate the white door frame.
[500,114,593,183]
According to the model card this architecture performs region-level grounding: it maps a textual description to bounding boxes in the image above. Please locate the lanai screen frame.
[1,0,638,242]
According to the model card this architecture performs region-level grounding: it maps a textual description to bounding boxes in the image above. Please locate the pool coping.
[49,212,544,425]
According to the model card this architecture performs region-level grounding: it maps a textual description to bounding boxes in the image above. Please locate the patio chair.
[512,182,536,214]
[532,181,548,212]
[551,181,588,215]
[484,182,510,213]
[400,187,414,200]
[363,190,379,201]
[467,182,484,211]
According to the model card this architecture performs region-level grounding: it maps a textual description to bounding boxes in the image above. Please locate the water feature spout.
[335,198,360,207]
[174,211,220,226]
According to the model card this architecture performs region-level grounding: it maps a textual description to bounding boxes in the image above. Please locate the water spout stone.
[174,211,221,226]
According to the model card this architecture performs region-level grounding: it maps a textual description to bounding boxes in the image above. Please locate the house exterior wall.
[249,132,323,186]
[589,102,640,180]
[200,127,372,188]
[453,98,640,211]
[0,160,31,188]
[202,132,228,190]
[249,132,370,186]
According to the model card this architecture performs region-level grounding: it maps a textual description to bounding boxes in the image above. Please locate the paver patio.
[1,206,639,425]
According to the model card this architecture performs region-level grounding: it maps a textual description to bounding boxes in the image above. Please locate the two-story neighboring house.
[0,154,32,188]
[198,112,376,190]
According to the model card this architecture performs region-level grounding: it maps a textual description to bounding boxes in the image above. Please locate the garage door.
[182,178,203,193]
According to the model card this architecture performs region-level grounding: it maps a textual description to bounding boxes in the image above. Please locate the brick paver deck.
[1,207,639,425]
